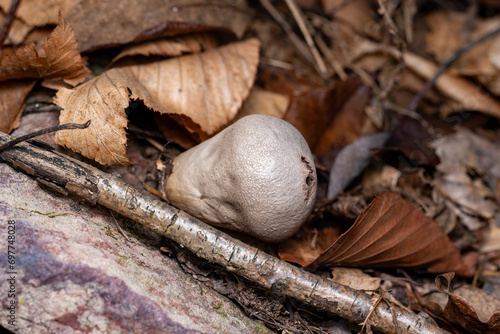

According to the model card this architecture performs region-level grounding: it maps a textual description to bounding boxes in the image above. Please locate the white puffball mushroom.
[165,115,317,242]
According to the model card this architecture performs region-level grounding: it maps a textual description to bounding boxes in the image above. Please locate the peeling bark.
[0,131,446,334]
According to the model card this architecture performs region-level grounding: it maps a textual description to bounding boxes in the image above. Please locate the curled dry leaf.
[55,39,260,165]
[111,33,218,65]
[0,15,90,87]
[66,0,253,52]
[436,273,500,334]
[308,192,472,277]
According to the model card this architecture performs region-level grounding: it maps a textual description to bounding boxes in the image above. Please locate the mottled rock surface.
[0,162,271,334]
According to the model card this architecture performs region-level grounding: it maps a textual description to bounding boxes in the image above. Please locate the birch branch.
[0,131,445,334]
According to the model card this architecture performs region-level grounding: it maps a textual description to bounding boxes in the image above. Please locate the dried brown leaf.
[436,273,500,333]
[0,80,36,133]
[0,0,78,26]
[55,39,259,165]
[128,38,260,137]
[330,267,381,291]
[66,0,253,52]
[111,33,218,65]
[55,67,162,165]
[0,15,90,87]
[309,192,472,276]
[284,75,373,156]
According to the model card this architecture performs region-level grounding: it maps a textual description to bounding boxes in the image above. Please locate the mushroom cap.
[165,115,317,242]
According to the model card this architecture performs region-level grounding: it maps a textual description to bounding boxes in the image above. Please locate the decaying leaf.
[330,267,381,291]
[110,32,218,65]
[436,273,500,334]
[0,15,90,87]
[426,11,500,95]
[327,132,391,200]
[0,0,78,26]
[349,37,500,119]
[0,80,37,133]
[308,192,472,276]
[66,0,254,52]
[432,129,500,203]
[55,39,260,165]
[283,75,374,158]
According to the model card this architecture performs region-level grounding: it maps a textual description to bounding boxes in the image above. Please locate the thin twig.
[314,33,347,80]
[0,120,91,153]
[0,0,21,57]
[283,0,328,78]
[408,24,500,112]
[259,0,324,77]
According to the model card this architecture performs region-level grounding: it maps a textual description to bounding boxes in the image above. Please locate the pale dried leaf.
[0,15,90,87]
[128,38,260,136]
[232,86,289,123]
[330,267,381,291]
[111,33,218,64]
[0,80,36,133]
[55,67,164,165]
[0,0,78,26]
[327,132,391,200]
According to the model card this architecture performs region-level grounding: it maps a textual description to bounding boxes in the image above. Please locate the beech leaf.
[0,15,90,86]
[308,192,472,277]
[55,39,260,165]
[436,273,500,333]
[55,67,162,166]
[127,38,260,137]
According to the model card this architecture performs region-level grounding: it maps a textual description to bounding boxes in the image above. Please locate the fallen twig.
[0,120,90,153]
[0,131,446,334]
[259,0,325,78]
[283,0,328,78]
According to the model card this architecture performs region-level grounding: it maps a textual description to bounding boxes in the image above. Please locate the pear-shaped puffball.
[165,115,317,242]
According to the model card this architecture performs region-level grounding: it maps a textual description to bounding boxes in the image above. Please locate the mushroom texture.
[165,115,317,242]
